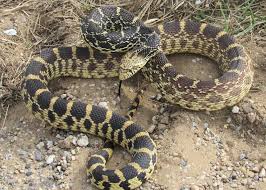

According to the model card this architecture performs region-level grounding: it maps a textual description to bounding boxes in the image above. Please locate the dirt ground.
[0,1,266,190]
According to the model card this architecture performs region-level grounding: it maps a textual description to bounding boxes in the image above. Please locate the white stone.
[3,28,17,36]
[46,155,55,164]
[98,101,108,109]
[232,106,240,114]
[259,168,266,178]
[77,135,89,147]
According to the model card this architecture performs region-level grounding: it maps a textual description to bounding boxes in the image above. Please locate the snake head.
[119,47,160,80]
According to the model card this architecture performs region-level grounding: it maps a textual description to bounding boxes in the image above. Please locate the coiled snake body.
[22,6,253,190]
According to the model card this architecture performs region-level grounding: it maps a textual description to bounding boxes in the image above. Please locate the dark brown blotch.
[226,46,244,60]
[202,24,221,39]
[40,48,57,64]
[37,90,52,110]
[218,34,235,50]
[207,95,223,103]
[70,101,86,120]
[25,79,46,97]
[89,105,108,125]
[25,60,47,77]
[196,80,216,91]
[185,20,201,35]
[229,59,246,72]
[76,47,90,60]
[219,71,239,83]
[53,98,68,117]
[175,76,194,91]
[163,20,180,34]
[58,47,73,60]
[93,49,108,61]
[164,66,177,78]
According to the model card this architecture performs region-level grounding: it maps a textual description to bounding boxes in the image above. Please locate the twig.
[1,105,9,128]
[0,38,18,45]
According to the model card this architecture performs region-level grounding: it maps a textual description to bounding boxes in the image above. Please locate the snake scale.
[22,5,253,190]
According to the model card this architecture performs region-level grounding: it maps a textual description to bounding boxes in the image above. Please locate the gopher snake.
[22,5,253,190]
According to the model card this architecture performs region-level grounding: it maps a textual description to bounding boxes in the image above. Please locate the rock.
[36,142,45,150]
[242,103,253,113]
[230,183,238,188]
[77,135,89,147]
[195,0,204,5]
[226,117,232,123]
[158,123,167,131]
[192,121,197,128]
[241,178,248,185]
[180,159,188,168]
[34,150,42,161]
[58,136,73,149]
[148,125,156,133]
[160,116,169,125]
[46,155,55,165]
[251,166,260,173]
[259,168,266,178]
[232,106,240,114]
[98,102,108,109]
[190,185,200,190]
[63,151,72,162]
[25,170,33,176]
[3,28,17,36]
[248,182,256,189]
[72,136,77,145]
[17,149,28,158]
[247,113,256,123]
[203,123,209,128]
[239,153,247,160]
[230,171,237,180]
[152,116,158,125]
[155,94,162,100]
[46,140,53,149]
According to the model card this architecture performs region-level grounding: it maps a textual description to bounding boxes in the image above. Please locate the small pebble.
[46,140,53,149]
[247,113,256,123]
[148,125,156,133]
[230,183,238,188]
[98,101,108,109]
[232,106,240,114]
[77,135,89,147]
[34,150,42,161]
[3,28,17,36]
[46,155,55,165]
[240,153,247,160]
[36,142,45,150]
[259,168,266,178]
